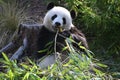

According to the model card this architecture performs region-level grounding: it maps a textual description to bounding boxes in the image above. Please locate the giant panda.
[36,3,88,68]
[0,2,88,68]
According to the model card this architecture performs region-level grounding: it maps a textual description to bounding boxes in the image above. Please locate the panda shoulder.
[70,26,88,49]
[70,26,85,37]
[38,24,45,30]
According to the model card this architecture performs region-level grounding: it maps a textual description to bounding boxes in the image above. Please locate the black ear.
[70,10,76,19]
[47,2,54,10]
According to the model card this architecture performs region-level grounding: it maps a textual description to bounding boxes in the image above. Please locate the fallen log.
[0,22,42,60]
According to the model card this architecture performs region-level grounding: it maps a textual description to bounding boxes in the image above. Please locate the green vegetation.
[63,0,120,79]
[0,0,26,47]
[0,0,26,31]
[0,45,109,80]
[64,0,120,55]
[0,0,120,79]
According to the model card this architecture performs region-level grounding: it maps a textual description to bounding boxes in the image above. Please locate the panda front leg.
[10,37,28,60]
[37,52,65,68]
[37,54,56,68]
[0,42,16,54]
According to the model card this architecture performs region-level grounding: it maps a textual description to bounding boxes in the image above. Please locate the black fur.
[70,10,76,19]
[51,14,57,20]
[36,26,68,58]
[47,2,54,10]
[35,25,88,58]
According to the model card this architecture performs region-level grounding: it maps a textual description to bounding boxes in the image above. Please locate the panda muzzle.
[54,22,63,32]
[55,26,63,32]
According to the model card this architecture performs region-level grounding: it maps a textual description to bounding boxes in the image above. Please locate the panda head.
[43,3,76,32]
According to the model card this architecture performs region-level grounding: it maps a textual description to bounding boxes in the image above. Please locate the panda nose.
[55,22,61,26]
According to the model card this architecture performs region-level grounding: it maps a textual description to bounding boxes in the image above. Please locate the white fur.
[38,54,55,68]
[43,6,74,32]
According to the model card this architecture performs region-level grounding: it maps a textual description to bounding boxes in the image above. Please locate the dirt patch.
[26,0,47,22]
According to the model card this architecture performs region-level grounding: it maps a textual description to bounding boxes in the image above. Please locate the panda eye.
[63,17,66,24]
[51,14,57,20]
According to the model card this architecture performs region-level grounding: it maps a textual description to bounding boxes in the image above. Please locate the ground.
[23,0,47,22]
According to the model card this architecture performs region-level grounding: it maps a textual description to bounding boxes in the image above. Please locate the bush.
[63,0,120,57]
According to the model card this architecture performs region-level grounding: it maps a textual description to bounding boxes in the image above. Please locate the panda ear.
[47,2,55,10]
[70,10,76,19]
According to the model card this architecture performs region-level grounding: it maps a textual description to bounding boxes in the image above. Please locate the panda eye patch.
[51,14,57,20]
[63,17,66,24]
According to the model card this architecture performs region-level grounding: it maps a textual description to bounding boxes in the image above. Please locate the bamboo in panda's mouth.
[56,26,63,32]
[58,27,63,32]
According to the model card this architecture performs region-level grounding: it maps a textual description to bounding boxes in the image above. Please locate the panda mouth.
[54,26,63,32]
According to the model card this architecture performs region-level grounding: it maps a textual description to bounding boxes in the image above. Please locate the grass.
[0,0,26,31]
[0,0,26,47]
